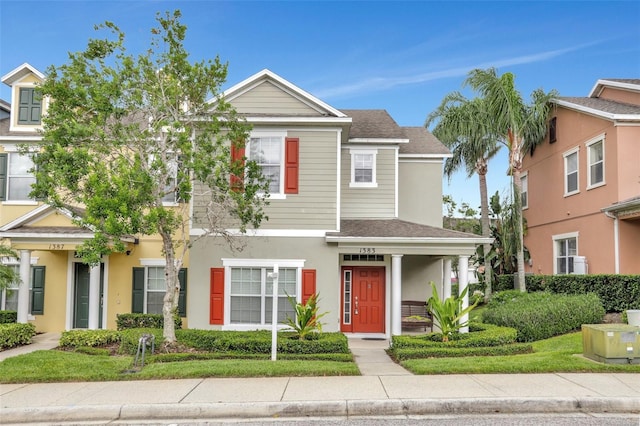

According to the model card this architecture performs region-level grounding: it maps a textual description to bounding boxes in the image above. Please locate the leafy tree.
[0,245,20,292]
[464,69,556,291]
[428,95,500,299]
[31,11,269,343]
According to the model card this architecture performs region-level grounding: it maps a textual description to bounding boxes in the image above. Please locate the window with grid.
[350,149,377,187]
[146,266,165,314]
[587,138,604,188]
[564,149,578,196]
[6,153,36,201]
[556,237,577,274]
[249,136,282,194]
[229,267,296,324]
[1,265,20,311]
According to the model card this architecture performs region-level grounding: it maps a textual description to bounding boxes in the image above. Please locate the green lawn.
[0,350,359,383]
[400,332,640,374]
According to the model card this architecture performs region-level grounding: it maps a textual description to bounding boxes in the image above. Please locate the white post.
[270,264,279,361]
[17,250,31,324]
[88,264,101,329]
[391,254,403,336]
[443,257,452,300]
[458,255,469,334]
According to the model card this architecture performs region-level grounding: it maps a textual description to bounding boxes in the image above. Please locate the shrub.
[59,329,121,348]
[175,329,350,354]
[0,310,17,324]
[118,328,164,355]
[391,322,517,350]
[116,313,182,330]
[390,343,533,360]
[283,293,328,340]
[427,282,479,342]
[482,291,605,342]
[74,346,111,356]
[0,323,36,350]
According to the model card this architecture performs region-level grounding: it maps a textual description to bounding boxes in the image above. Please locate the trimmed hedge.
[495,274,640,312]
[116,313,182,330]
[0,310,17,324]
[176,329,350,355]
[59,329,121,348]
[482,291,605,342]
[390,343,533,360]
[0,323,36,350]
[391,322,518,350]
[118,328,164,355]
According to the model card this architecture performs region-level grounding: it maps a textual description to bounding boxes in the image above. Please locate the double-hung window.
[586,135,605,189]
[229,266,297,324]
[349,149,377,188]
[248,135,282,194]
[520,172,528,209]
[554,233,577,274]
[563,148,579,196]
[0,263,45,315]
[0,265,20,312]
[0,153,37,202]
[132,265,187,316]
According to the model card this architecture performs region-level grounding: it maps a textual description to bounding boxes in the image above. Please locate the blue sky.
[1,1,639,215]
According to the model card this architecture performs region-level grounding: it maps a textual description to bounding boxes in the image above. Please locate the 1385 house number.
[359,248,376,254]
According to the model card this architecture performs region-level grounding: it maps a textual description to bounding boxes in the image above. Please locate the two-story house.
[187,70,489,337]
[522,79,640,276]
[0,63,189,332]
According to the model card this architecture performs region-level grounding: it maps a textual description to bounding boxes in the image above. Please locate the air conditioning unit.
[572,256,587,274]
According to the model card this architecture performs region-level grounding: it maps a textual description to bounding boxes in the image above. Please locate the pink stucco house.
[522,79,640,275]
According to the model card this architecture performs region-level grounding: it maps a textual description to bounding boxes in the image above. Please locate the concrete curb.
[2,397,639,424]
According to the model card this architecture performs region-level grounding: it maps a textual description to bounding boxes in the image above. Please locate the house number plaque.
[359,248,376,254]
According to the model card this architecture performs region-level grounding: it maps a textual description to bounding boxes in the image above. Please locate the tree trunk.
[160,230,179,343]
[478,171,493,301]
[510,143,527,292]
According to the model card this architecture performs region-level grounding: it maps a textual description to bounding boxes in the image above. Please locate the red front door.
[342,267,385,333]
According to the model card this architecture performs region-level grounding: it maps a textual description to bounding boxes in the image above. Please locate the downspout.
[603,211,620,274]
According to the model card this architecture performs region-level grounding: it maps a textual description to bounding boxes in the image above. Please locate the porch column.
[391,254,403,336]
[17,250,31,324]
[458,255,469,334]
[443,257,452,299]
[88,264,101,329]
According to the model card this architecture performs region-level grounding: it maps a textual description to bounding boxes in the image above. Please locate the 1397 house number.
[49,244,65,250]
[359,248,376,254]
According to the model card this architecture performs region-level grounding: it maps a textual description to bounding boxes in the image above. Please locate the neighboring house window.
[249,136,282,194]
[18,87,41,125]
[563,148,579,196]
[350,149,377,188]
[132,266,187,316]
[586,136,605,189]
[0,264,45,314]
[0,153,36,201]
[210,261,316,327]
[521,172,528,209]
[229,266,296,324]
[554,233,577,274]
[549,117,557,143]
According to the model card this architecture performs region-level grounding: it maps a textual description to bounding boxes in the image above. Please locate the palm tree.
[427,94,500,300]
[464,68,557,291]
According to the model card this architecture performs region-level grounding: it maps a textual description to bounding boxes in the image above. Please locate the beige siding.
[341,148,395,218]
[231,81,321,116]
[192,129,339,230]
[398,160,443,227]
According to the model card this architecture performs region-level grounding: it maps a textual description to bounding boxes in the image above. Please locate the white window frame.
[349,148,378,188]
[221,258,305,330]
[3,151,37,204]
[520,171,528,210]
[0,263,20,312]
[10,82,46,133]
[139,259,166,314]
[247,130,286,199]
[563,148,579,197]
[552,232,578,275]
[586,134,605,190]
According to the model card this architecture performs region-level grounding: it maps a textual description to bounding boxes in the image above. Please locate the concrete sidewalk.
[1,334,639,423]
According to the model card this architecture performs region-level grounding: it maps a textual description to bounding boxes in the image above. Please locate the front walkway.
[347,337,411,375]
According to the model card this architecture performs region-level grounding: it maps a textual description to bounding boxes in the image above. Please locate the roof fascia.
[246,116,352,124]
[1,63,45,85]
[348,138,409,144]
[589,79,640,98]
[553,99,640,122]
[325,235,492,245]
[399,153,453,159]
[217,69,347,118]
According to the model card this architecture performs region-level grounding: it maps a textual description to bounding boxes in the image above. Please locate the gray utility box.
[582,324,640,364]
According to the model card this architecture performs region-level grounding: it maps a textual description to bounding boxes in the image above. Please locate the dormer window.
[18,88,41,125]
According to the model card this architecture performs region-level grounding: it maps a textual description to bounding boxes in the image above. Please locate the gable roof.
[218,69,347,118]
[553,97,640,122]
[1,63,45,86]
[589,79,640,98]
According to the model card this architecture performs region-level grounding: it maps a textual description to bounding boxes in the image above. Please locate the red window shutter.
[301,269,316,304]
[284,137,299,194]
[210,268,225,324]
[230,142,245,192]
